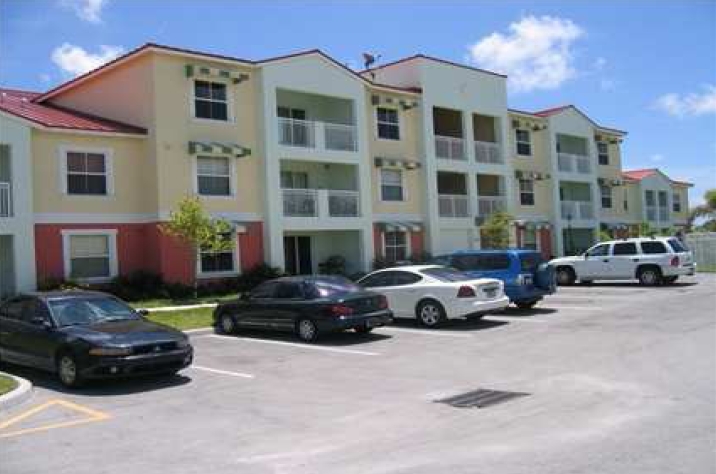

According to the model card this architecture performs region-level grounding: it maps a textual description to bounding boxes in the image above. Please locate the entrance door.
[284,236,312,275]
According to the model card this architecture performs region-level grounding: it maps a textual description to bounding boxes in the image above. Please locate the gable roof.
[359,53,507,78]
[622,168,693,187]
[0,88,146,135]
[532,104,627,135]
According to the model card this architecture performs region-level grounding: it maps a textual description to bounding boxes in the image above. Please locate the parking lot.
[1,274,715,474]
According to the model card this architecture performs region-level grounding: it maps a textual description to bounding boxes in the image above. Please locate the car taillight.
[670,256,680,267]
[329,304,354,317]
[378,295,388,309]
[457,286,476,298]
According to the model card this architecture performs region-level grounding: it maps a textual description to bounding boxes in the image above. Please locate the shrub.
[234,263,284,293]
[161,282,195,300]
[110,270,165,301]
[37,277,88,292]
[409,251,433,264]
[318,255,346,275]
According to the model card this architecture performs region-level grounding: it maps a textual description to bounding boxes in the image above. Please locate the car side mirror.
[32,317,52,329]
[137,309,150,317]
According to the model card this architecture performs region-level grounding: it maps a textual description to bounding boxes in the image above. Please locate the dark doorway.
[284,236,312,275]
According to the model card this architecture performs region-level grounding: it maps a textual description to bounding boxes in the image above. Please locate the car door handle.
[602,259,610,263]
[632,258,640,262]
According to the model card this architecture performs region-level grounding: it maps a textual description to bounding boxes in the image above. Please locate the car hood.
[549,256,583,265]
[61,319,186,345]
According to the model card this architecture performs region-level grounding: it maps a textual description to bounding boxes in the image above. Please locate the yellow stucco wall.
[508,113,553,217]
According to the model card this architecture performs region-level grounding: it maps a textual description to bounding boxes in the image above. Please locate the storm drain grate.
[434,389,530,408]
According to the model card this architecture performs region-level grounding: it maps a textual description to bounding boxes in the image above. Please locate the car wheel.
[217,313,237,335]
[556,267,576,286]
[638,267,662,286]
[416,300,446,328]
[296,318,319,343]
[57,353,84,388]
[515,301,537,310]
[663,276,678,284]
[355,325,374,335]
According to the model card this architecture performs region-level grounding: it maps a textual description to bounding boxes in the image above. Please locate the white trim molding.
[57,144,115,196]
[61,229,119,283]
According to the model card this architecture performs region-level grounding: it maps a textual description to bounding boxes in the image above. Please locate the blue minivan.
[433,249,556,309]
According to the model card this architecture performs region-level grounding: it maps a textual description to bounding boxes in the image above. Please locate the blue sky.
[1,0,715,203]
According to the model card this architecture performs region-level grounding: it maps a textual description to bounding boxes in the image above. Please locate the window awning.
[370,95,420,110]
[513,220,552,230]
[185,64,249,84]
[379,221,422,232]
[515,170,550,180]
[188,141,251,158]
[374,157,421,170]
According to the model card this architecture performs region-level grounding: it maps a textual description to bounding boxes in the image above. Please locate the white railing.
[435,135,466,161]
[278,117,357,152]
[438,194,469,218]
[561,200,594,220]
[0,182,11,218]
[477,196,506,216]
[557,153,591,174]
[282,188,360,218]
[474,141,503,164]
[328,190,360,217]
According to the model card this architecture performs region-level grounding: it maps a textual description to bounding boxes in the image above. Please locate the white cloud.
[649,154,664,163]
[653,85,716,118]
[51,43,124,77]
[59,0,109,23]
[466,15,584,92]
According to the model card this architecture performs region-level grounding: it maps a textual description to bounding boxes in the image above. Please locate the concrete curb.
[0,371,33,412]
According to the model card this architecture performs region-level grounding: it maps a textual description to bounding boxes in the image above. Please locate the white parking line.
[190,365,254,378]
[538,306,596,311]
[484,315,548,323]
[204,334,381,356]
[377,326,473,338]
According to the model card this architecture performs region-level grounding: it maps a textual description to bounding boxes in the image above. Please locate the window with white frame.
[197,156,232,196]
[601,185,613,209]
[199,232,236,274]
[519,179,535,206]
[380,169,404,201]
[673,193,682,212]
[515,129,532,156]
[193,80,228,121]
[523,227,538,250]
[64,232,116,281]
[384,231,408,262]
[376,107,400,140]
[65,151,109,195]
[597,142,609,165]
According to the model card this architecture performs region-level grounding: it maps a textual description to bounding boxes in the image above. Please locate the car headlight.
[89,346,132,356]
[176,338,191,349]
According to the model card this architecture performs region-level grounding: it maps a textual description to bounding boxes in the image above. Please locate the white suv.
[551,237,695,286]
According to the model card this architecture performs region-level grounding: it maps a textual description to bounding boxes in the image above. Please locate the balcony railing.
[557,153,591,174]
[561,200,594,220]
[278,117,357,152]
[282,188,360,218]
[438,194,469,218]
[0,182,11,218]
[474,141,503,164]
[477,196,506,216]
[435,135,466,161]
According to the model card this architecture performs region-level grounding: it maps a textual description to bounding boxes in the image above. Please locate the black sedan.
[213,276,393,342]
[0,291,193,388]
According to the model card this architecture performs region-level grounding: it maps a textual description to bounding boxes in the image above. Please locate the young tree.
[480,212,514,249]
[159,197,233,295]
[688,188,716,232]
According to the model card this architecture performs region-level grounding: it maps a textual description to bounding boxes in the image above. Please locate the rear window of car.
[453,253,511,271]
[518,253,544,272]
[420,267,472,282]
[668,238,687,253]
[311,277,361,297]
[640,241,668,254]
[613,242,638,255]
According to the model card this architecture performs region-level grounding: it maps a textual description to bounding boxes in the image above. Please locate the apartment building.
[0,43,692,293]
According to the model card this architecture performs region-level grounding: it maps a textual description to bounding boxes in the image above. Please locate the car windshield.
[311,276,362,298]
[668,238,687,252]
[49,296,139,327]
[519,253,544,272]
[420,267,472,282]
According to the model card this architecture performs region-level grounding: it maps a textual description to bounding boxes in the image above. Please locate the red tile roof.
[0,88,146,134]
[622,168,693,186]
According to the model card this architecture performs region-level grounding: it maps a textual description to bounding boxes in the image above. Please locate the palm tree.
[688,189,716,231]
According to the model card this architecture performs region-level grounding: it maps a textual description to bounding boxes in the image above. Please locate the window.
[519,179,535,206]
[597,142,609,165]
[658,191,668,207]
[641,241,667,254]
[64,232,117,281]
[275,282,304,299]
[376,107,400,140]
[585,244,610,257]
[358,272,392,288]
[623,189,629,211]
[612,242,638,255]
[280,171,309,189]
[600,185,612,209]
[197,156,232,196]
[522,228,538,250]
[645,190,655,206]
[384,231,408,262]
[519,253,544,271]
[452,254,511,271]
[193,80,228,121]
[668,238,687,252]
[419,267,471,282]
[380,169,404,201]
[65,151,109,195]
[515,129,532,156]
[250,281,278,299]
[199,233,236,274]
[673,193,682,212]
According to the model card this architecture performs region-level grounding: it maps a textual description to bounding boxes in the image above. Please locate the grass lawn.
[146,307,215,331]
[130,294,235,309]
[0,374,18,396]
[696,264,716,273]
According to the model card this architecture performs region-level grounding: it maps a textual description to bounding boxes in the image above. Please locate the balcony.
[0,182,11,217]
[557,153,591,174]
[435,135,466,161]
[561,200,594,220]
[474,141,502,164]
[438,194,469,218]
[477,196,506,217]
[282,188,360,218]
[278,118,357,152]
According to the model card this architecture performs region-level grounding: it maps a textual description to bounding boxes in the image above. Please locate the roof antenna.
[363,52,381,80]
